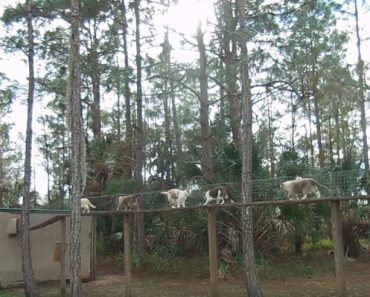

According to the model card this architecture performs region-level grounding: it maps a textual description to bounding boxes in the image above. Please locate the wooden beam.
[30,215,65,231]
[330,200,347,297]
[60,217,67,296]
[207,207,218,297]
[86,196,370,215]
[124,213,132,297]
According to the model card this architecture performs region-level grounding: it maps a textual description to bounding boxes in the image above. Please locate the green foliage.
[218,261,230,280]
[0,291,25,297]
[256,253,272,272]
[179,162,203,181]
[213,141,268,184]
[276,150,309,178]
[303,237,334,251]
[104,178,142,195]
[213,143,241,182]
[145,253,175,274]
[96,236,111,257]
[1,3,26,25]
[143,254,209,277]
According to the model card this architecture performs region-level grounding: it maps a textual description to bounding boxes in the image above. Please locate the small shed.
[0,209,95,288]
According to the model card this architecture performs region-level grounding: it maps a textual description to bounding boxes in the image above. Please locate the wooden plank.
[53,241,62,262]
[124,213,132,297]
[207,207,218,297]
[60,217,67,296]
[330,200,347,297]
[30,215,65,231]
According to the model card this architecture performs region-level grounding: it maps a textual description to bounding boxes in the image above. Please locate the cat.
[81,198,96,214]
[116,194,141,211]
[281,178,326,199]
[204,186,234,205]
[161,189,191,208]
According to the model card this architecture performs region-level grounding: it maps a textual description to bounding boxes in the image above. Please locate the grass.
[0,291,25,297]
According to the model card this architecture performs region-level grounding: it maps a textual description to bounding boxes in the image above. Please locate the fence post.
[124,213,132,297]
[330,200,347,297]
[90,215,97,280]
[60,216,66,296]
[207,207,218,297]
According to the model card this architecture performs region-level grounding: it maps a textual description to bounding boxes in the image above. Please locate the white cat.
[81,198,96,214]
[161,189,191,208]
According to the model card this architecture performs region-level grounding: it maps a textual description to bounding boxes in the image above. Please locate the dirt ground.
[1,253,370,297]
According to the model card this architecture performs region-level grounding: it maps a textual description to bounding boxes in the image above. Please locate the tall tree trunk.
[91,53,102,140]
[116,71,122,141]
[121,0,133,179]
[166,30,182,183]
[68,0,85,295]
[218,57,227,150]
[354,0,369,183]
[219,0,241,149]
[170,71,182,183]
[161,32,172,181]
[21,1,39,295]
[40,117,51,203]
[307,97,315,167]
[196,21,214,183]
[90,19,101,140]
[236,0,263,296]
[328,117,334,164]
[134,0,146,264]
[339,99,348,159]
[290,94,296,150]
[310,43,325,168]
[134,0,144,182]
[334,99,341,162]
[267,98,275,177]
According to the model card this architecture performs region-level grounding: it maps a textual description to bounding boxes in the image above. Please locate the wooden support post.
[207,207,218,297]
[330,200,347,297]
[90,216,97,280]
[124,213,132,297]
[60,216,66,296]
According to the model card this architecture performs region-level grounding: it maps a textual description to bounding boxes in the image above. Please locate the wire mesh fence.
[1,169,366,213]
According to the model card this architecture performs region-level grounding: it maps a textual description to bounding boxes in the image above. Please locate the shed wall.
[0,212,92,287]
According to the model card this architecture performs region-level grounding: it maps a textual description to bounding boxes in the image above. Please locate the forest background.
[0,0,369,274]
[0,0,369,202]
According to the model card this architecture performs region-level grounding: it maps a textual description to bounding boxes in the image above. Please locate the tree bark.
[219,0,241,149]
[168,44,182,183]
[68,0,84,295]
[91,47,102,140]
[120,0,133,179]
[236,0,263,296]
[21,1,40,296]
[196,21,214,183]
[267,98,275,177]
[134,0,146,263]
[134,0,144,182]
[170,76,182,184]
[354,0,369,181]
[334,99,341,162]
[161,32,172,181]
